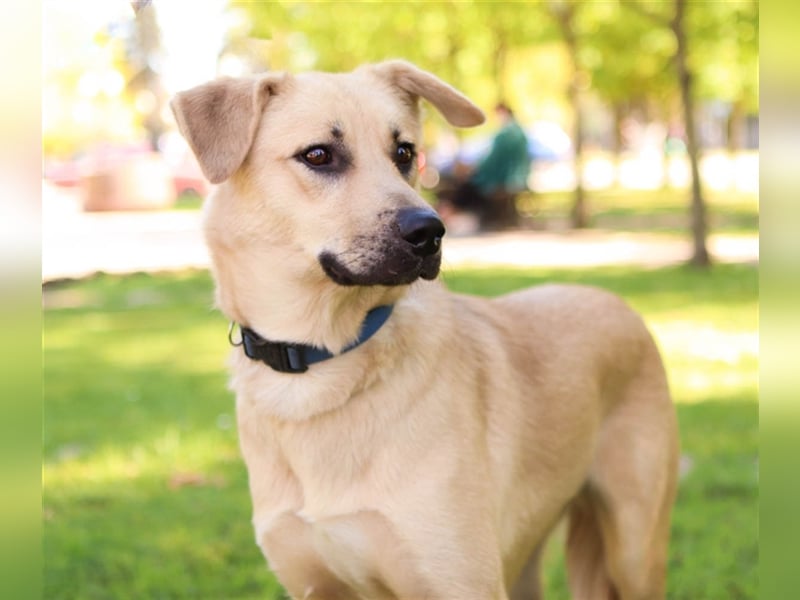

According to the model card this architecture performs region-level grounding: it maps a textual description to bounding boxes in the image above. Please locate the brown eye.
[396,143,415,165]
[302,147,332,167]
[394,144,417,173]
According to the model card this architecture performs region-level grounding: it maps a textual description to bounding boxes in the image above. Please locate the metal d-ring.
[228,321,243,346]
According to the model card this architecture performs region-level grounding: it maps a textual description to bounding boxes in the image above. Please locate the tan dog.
[171,61,678,600]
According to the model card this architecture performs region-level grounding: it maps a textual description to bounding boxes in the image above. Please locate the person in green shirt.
[449,103,531,229]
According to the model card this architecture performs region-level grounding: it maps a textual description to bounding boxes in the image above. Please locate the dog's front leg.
[259,511,353,600]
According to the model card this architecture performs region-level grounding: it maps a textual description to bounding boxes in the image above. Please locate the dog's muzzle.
[319,207,446,287]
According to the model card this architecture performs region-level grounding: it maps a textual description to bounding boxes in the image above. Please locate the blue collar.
[234,305,394,374]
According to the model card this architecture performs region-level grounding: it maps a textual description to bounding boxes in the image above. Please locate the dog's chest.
[259,509,422,600]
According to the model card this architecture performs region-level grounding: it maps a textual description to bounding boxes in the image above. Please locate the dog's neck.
[239,304,394,373]
[209,241,406,354]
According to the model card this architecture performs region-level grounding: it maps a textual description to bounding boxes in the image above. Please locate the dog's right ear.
[369,60,485,128]
[170,75,284,184]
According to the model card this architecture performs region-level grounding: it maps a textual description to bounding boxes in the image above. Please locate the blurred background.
[42,1,759,598]
[43,0,757,265]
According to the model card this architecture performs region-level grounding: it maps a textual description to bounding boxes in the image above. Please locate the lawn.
[516,185,759,234]
[43,263,758,599]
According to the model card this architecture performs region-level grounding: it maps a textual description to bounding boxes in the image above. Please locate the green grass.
[516,186,758,234]
[43,264,758,599]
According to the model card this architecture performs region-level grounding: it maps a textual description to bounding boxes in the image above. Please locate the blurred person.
[442,103,531,230]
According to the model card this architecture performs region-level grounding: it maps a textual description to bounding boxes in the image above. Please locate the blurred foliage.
[683,0,759,110]
[236,0,758,125]
[43,3,141,157]
[43,1,757,157]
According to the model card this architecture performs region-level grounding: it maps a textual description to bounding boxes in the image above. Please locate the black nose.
[397,208,446,257]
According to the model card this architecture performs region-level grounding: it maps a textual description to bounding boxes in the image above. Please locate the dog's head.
[171,61,483,325]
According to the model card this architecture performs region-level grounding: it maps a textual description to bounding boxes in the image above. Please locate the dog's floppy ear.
[369,60,485,128]
[170,75,283,184]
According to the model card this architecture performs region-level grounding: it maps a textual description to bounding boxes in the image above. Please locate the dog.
[171,60,679,600]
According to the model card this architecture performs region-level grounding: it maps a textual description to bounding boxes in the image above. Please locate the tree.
[127,1,167,150]
[579,2,675,162]
[623,0,711,267]
[687,0,758,153]
[547,0,590,228]
[240,1,522,105]
[237,2,538,139]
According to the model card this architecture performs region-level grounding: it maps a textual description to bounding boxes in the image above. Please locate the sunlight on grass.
[44,426,240,495]
[651,321,758,403]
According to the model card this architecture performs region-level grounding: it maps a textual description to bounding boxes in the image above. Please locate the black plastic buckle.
[240,327,309,373]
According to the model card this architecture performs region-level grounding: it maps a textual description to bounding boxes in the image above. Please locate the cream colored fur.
[171,60,679,600]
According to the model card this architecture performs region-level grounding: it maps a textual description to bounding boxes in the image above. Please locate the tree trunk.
[132,2,166,150]
[613,102,625,187]
[612,102,625,156]
[554,3,588,228]
[568,79,588,228]
[727,99,745,155]
[673,0,710,267]
[490,23,509,102]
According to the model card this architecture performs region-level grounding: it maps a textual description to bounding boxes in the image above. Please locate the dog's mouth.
[319,207,445,287]
[319,248,441,287]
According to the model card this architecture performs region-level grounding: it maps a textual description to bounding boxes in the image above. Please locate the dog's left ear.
[369,60,485,128]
